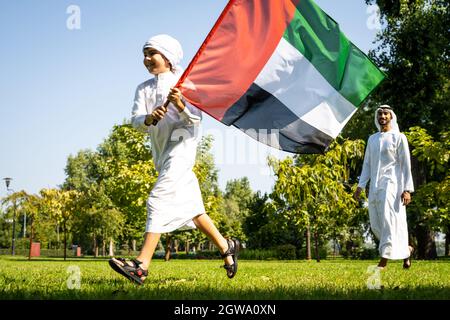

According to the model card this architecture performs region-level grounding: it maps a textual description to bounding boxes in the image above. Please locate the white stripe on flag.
[254,37,357,138]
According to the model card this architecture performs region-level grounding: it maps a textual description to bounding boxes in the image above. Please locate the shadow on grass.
[1,278,449,300]
[1,286,450,300]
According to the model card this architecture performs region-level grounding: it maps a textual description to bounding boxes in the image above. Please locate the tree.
[70,184,124,257]
[93,123,156,246]
[39,189,81,260]
[63,123,157,251]
[269,138,366,261]
[404,127,450,258]
[21,193,44,260]
[346,0,449,140]
[221,177,254,243]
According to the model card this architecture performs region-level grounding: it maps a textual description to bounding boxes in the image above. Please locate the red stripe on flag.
[178,0,299,121]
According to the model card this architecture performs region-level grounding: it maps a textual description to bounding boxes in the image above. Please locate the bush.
[341,246,378,260]
[153,250,222,260]
[239,249,278,260]
[297,247,328,260]
[275,244,297,260]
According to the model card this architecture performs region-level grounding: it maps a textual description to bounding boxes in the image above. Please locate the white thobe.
[358,130,414,259]
[131,71,205,233]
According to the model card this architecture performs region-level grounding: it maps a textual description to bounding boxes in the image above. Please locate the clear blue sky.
[0,0,382,198]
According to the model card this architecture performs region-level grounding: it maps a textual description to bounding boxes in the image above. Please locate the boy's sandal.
[221,239,240,279]
[109,257,148,285]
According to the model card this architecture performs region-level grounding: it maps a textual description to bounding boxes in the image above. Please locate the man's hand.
[401,191,411,206]
[353,187,362,202]
[167,87,185,112]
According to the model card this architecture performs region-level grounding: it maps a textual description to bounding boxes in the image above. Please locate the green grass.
[0,255,449,300]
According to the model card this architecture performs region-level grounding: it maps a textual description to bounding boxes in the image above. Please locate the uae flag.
[177,0,386,153]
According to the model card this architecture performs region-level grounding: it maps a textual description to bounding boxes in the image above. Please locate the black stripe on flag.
[222,83,333,154]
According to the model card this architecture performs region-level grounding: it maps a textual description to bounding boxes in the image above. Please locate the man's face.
[143,48,171,74]
[377,109,392,126]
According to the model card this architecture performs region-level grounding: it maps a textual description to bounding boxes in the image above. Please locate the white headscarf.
[374,104,400,132]
[143,34,183,76]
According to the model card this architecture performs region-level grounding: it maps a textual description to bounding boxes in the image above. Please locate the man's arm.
[354,139,371,201]
[399,134,414,205]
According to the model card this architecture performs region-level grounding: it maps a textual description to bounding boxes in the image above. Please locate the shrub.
[239,249,278,260]
[341,246,378,260]
[297,247,328,260]
[274,244,297,260]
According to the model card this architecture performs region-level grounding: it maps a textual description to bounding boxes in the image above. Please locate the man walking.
[354,105,414,269]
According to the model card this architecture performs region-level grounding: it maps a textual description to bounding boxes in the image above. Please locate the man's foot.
[377,257,388,269]
[403,246,414,269]
[109,258,148,285]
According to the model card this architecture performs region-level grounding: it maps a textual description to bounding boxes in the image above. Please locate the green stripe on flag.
[283,0,385,107]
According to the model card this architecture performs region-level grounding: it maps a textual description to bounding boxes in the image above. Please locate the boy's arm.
[131,84,151,132]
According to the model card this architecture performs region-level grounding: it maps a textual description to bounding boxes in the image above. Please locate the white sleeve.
[178,100,202,126]
[131,84,149,132]
[358,138,371,189]
[399,133,414,192]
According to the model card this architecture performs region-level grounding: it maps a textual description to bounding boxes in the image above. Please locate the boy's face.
[143,48,171,74]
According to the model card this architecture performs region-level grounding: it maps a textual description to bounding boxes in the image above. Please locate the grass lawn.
[0,255,449,300]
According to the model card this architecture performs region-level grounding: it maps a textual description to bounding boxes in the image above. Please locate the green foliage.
[374,0,448,136]
[345,0,449,140]
[238,249,279,260]
[341,246,379,260]
[95,123,156,241]
[268,138,367,252]
[274,244,297,260]
[404,127,450,234]
[220,177,254,242]
[405,127,449,177]
[297,247,328,260]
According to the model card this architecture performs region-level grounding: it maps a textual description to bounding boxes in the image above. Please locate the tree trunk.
[174,239,179,253]
[102,240,106,257]
[28,221,33,260]
[132,239,136,252]
[93,234,98,258]
[305,227,311,260]
[63,221,67,261]
[415,225,437,259]
[56,223,60,256]
[314,231,320,262]
[445,231,450,256]
[165,235,172,261]
[109,238,114,257]
[185,240,190,254]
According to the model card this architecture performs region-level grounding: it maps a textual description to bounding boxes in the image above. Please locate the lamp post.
[3,177,16,256]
